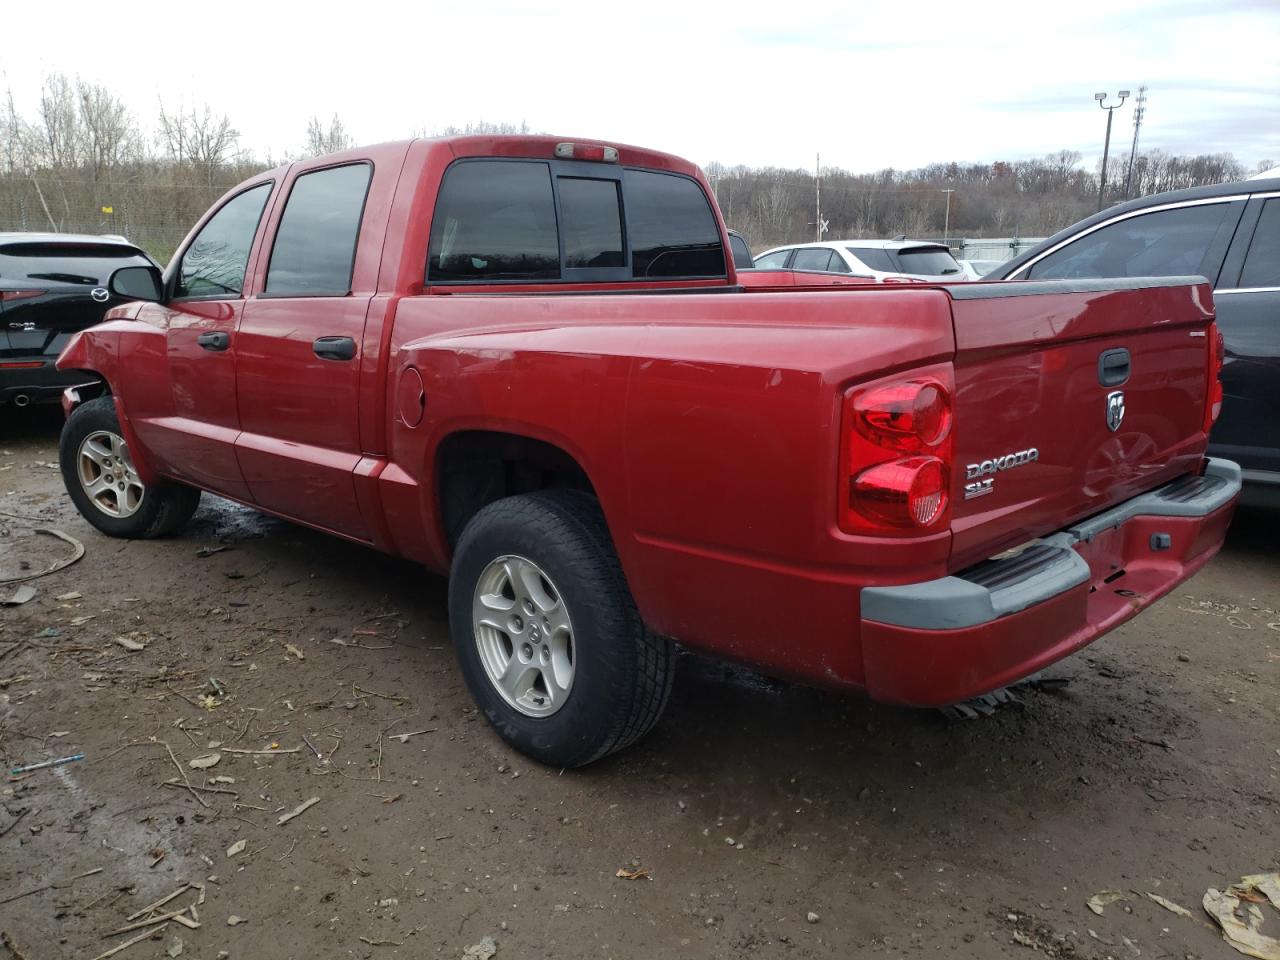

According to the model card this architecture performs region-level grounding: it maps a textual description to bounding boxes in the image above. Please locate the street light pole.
[1095,90,1130,210]
[940,189,954,247]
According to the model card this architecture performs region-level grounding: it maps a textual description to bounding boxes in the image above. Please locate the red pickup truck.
[55,136,1239,766]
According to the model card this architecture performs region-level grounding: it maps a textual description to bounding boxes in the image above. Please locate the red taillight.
[840,368,954,535]
[853,379,952,453]
[1203,321,1224,433]
[853,456,949,528]
[0,361,45,369]
[554,142,619,163]
[0,289,46,302]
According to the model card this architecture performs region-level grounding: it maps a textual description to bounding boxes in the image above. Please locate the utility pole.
[940,189,955,247]
[1124,85,1147,199]
[1094,90,1130,210]
[815,153,821,242]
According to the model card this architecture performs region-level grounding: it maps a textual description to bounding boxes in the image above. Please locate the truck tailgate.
[946,277,1215,569]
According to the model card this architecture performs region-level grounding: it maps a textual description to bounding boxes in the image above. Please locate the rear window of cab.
[427,159,725,283]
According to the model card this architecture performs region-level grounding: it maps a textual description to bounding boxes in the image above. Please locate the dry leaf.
[1088,890,1130,916]
[284,643,305,661]
[188,753,221,770]
[115,636,146,652]
[1147,892,1193,918]
[615,866,651,880]
[225,840,246,858]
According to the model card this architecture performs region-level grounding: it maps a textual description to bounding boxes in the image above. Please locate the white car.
[958,259,1005,280]
[752,239,964,282]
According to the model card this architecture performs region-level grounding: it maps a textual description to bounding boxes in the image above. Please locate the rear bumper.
[0,358,93,406]
[859,458,1241,706]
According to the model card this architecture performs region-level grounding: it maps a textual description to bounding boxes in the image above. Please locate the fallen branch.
[277,797,320,826]
[126,884,191,921]
[389,728,437,743]
[0,808,29,838]
[0,867,103,905]
[222,747,301,756]
[162,741,209,809]
[90,923,168,960]
[105,906,198,936]
[2,930,32,960]
[161,780,238,797]
[0,528,85,585]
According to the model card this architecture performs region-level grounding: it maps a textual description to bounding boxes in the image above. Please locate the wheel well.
[437,431,596,548]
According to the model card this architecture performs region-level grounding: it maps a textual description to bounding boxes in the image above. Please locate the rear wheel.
[59,396,201,538]
[449,490,673,767]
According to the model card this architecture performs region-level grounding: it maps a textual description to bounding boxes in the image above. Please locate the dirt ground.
[1,408,1277,960]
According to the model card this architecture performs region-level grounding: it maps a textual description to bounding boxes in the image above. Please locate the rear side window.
[429,161,560,281]
[728,233,753,269]
[753,249,791,269]
[625,170,725,278]
[1239,198,1280,288]
[848,247,893,271]
[1029,203,1231,281]
[896,247,961,276]
[178,183,272,297]
[266,163,372,296]
[558,178,623,268]
[792,248,833,271]
[0,244,148,285]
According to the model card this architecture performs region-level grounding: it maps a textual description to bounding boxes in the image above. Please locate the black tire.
[59,395,201,539]
[449,490,673,767]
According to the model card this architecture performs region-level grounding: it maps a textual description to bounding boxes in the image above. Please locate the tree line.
[712,149,1267,253]
[1,74,1269,263]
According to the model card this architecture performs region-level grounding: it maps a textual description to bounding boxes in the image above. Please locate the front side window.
[429,161,560,281]
[753,249,792,269]
[559,177,623,268]
[1029,203,1231,281]
[792,248,833,272]
[1239,198,1280,288]
[177,183,272,298]
[624,170,725,278]
[266,163,372,296]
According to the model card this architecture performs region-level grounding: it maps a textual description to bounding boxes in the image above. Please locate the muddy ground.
[1,408,1277,960]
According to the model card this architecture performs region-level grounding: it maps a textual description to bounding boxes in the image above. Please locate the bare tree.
[158,101,240,183]
[304,114,354,157]
[78,82,139,181]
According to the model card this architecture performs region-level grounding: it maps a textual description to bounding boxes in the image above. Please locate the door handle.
[1098,347,1131,386]
[197,331,230,352]
[313,336,357,361]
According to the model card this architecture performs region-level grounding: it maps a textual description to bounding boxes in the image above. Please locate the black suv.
[987,177,1280,505]
[1,233,159,408]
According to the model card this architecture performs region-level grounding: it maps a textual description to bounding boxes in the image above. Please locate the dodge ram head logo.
[1106,390,1126,432]
[963,447,1039,500]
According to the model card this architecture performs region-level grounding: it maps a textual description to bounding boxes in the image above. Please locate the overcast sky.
[4,0,1277,174]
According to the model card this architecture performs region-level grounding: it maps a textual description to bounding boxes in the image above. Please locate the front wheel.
[59,396,201,539]
[449,491,673,767]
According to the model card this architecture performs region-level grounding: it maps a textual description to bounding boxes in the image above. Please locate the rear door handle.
[197,331,230,352]
[313,336,357,361]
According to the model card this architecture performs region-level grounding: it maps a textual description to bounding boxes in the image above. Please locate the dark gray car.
[987,177,1280,505]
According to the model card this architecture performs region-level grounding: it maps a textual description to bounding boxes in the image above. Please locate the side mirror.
[109,265,164,303]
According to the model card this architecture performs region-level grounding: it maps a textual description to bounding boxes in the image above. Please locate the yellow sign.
[101,205,113,214]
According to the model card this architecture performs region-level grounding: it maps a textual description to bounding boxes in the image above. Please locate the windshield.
[895,247,962,276]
